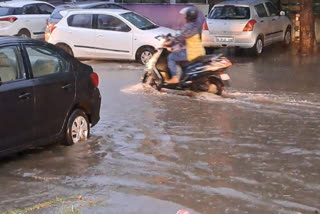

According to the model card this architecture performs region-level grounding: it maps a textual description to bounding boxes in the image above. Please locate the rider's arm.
[174,22,198,43]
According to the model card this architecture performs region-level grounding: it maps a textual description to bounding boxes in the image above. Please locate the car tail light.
[243,20,257,31]
[48,24,56,34]
[90,72,99,88]
[203,21,209,31]
[0,16,17,23]
[45,24,56,41]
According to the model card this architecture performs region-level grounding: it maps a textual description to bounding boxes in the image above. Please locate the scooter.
[142,35,232,95]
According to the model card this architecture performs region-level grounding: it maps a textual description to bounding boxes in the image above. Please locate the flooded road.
[0,47,320,214]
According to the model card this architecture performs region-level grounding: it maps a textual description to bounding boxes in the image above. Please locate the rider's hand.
[162,41,173,47]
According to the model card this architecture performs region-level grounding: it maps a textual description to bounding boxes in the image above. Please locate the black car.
[0,37,101,157]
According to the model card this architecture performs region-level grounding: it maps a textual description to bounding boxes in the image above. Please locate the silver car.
[202,0,292,56]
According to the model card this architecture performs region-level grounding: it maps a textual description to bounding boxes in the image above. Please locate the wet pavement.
[0,46,320,214]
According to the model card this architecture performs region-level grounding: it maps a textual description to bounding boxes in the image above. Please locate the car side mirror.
[280,11,286,16]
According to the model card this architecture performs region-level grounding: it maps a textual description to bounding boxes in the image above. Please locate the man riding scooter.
[164,7,206,84]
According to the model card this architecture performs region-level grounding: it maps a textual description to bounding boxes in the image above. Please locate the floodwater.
[0,47,319,214]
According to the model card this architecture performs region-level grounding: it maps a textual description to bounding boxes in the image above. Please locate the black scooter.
[142,35,232,95]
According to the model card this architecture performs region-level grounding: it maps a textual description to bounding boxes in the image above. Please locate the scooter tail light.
[90,72,99,88]
[203,21,209,31]
[0,16,17,23]
[243,20,257,31]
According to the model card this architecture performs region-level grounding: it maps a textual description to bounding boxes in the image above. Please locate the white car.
[202,0,292,56]
[0,1,55,39]
[47,9,176,64]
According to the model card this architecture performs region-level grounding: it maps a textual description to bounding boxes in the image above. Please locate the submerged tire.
[283,27,292,47]
[250,37,264,56]
[57,43,74,56]
[17,29,31,38]
[64,109,90,146]
[209,78,224,95]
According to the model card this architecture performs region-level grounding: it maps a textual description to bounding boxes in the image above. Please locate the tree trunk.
[300,0,316,55]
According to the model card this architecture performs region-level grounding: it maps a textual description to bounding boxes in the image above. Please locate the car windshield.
[209,6,250,20]
[120,12,158,30]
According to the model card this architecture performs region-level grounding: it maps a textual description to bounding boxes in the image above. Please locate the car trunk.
[207,19,250,35]
[207,5,251,35]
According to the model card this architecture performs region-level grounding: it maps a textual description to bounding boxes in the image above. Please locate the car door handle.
[97,34,103,37]
[260,20,264,23]
[272,19,276,21]
[18,93,31,100]
[62,83,72,90]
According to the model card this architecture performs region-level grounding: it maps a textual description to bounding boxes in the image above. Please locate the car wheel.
[283,28,292,47]
[17,29,31,38]
[250,37,264,56]
[64,109,90,146]
[136,47,154,65]
[57,44,74,56]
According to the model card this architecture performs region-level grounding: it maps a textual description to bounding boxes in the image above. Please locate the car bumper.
[202,30,256,48]
[0,27,17,37]
[90,88,101,127]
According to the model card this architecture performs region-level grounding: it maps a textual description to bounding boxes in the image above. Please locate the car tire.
[64,109,90,146]
[283,28,292,47]
[57,44,74,56]
[136,47,154,65]
[17,29,31,38]
[250,37,264,56]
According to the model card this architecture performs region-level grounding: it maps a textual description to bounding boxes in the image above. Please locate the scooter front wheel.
[154,78,163,91]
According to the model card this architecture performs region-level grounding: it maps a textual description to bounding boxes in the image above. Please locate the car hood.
[145,26,176,37]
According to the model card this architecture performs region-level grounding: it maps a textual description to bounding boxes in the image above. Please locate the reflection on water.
[0,49,320,213]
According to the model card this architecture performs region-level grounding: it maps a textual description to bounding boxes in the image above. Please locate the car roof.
[0,36,42,45]
[57,2,122,9]
[215,0,269,6]
[65,8,131,16]
[0,0,51,7]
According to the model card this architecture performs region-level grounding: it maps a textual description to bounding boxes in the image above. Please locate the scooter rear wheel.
[209,78,224,95]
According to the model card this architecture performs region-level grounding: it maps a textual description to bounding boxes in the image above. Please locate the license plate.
[220,74,230,81]
[216,37,234,42]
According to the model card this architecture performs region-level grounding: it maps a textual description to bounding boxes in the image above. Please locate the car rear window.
[51,8,64,19]
[0,7,22,16]
[209,6,250,20]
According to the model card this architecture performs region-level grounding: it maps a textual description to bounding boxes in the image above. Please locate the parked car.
[0,0,55,39]
[202,0,292,56]
[47,2,126,26]
[0,37,101,157]
[45,2,126,41]
[47,9,176,64]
